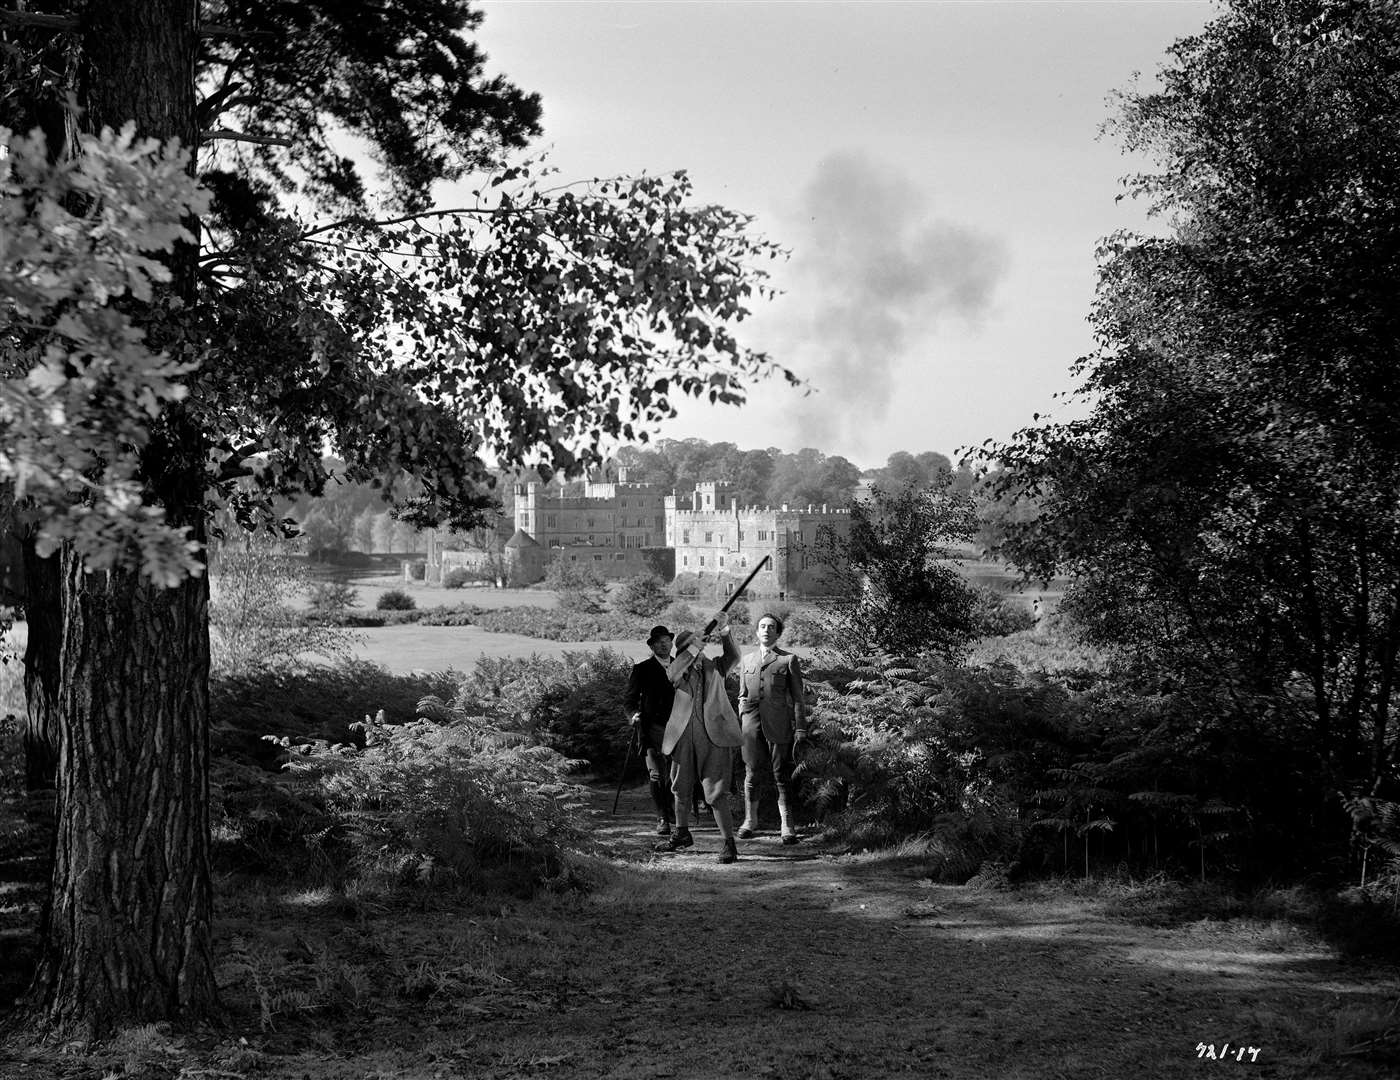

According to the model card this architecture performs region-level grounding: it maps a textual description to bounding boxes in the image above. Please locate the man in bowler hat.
[624,624,680,835]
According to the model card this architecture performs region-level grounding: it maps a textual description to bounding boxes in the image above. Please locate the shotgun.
[667,554,772,682]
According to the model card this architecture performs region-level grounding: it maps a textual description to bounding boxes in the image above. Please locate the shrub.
[445,648,635,772]
[309,548,374,568]
[407,561,427,581]
[615,570,670,618]
[545,559,607,613]
[284,710,588,889]
[209,537,355,673]
[210,661,586,892]
[470,606,648,642]
[969,584,1036,637]
[376,588,417,611]
[210,660,459,766]
[307,581,359,622]
[653,599,693,632]
[441,567,473,589]
[670,572,701,597]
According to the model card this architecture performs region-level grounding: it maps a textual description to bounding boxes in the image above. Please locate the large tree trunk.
[24,0,213,1037]
[31,523,214,1035]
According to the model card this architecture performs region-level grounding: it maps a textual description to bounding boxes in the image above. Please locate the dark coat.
[624,656,675,747]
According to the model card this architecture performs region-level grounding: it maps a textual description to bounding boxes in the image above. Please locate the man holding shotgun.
[655,613,743,862]
[655,556,770,863]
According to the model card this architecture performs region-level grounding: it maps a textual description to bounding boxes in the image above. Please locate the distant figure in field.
[654,615,743,863]
[624,624,678,836]
[1033,595,1045,626]
[737,613,809,845]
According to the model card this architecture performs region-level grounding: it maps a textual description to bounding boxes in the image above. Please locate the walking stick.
[611,723,639,815]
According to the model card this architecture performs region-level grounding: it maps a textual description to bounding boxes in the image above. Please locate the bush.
[309,547,374,568]
[614,570,671,618]
[670,572,701,597]
[471,606,648,642]
[441,567,473,589]
[445,648,635,772]
[407,561,427,581]
[210,660,459,766]
[210,661,584,892]
[209,538,354,673]
[969,584,1036,637]
[658,599,698,633]
[307,581,359,622]
[376,589,417,611]
[545,559,607,614]
[284,710,588,889]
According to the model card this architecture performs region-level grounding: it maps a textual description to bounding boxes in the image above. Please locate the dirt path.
[203,784,1398,1080]
[444,785,1397,1080]
[5,783,1399,1079]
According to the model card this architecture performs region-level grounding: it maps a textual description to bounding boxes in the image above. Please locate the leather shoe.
[781,833,801,846]
[656,819,672,836]
[655,827,694,853]
[718,838,738,864]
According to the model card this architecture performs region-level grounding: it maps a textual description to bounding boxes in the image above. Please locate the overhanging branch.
[201,129,293,147]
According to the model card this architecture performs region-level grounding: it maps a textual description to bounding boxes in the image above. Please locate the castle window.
[614,553,625,560]
[682,555,689,566]
[594,554,603,561]
[699,556,706,567]
[719,556,725,568]
[682,530,690,544]
[705,531,713,543]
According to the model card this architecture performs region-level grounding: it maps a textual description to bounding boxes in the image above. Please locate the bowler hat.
[647,624,673,645]
[674,630,698,654]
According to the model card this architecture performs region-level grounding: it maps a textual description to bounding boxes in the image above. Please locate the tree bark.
[23,0,215,1037]
[31,525,214,1036]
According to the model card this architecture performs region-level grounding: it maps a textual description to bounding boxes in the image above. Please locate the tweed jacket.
[660,637,741,754]
[737,646,808,744]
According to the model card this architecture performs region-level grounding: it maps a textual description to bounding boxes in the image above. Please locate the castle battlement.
[519,477,853,597]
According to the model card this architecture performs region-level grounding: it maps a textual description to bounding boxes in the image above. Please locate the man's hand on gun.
[702,612,731,643]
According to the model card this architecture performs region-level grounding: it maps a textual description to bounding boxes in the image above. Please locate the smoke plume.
[772,151,1007,453]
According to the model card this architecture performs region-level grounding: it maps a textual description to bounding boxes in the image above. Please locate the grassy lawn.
[304,570,562,615]
[345,624,646,673]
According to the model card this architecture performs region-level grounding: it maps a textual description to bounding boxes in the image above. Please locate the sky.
[468,0,1218,471]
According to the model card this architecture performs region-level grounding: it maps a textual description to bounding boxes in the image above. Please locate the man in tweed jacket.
[736,612,808,844]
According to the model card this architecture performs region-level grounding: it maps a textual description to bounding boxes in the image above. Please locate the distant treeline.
[277,441,986,556]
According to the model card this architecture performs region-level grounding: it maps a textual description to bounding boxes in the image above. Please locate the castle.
[430,468,853,598]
